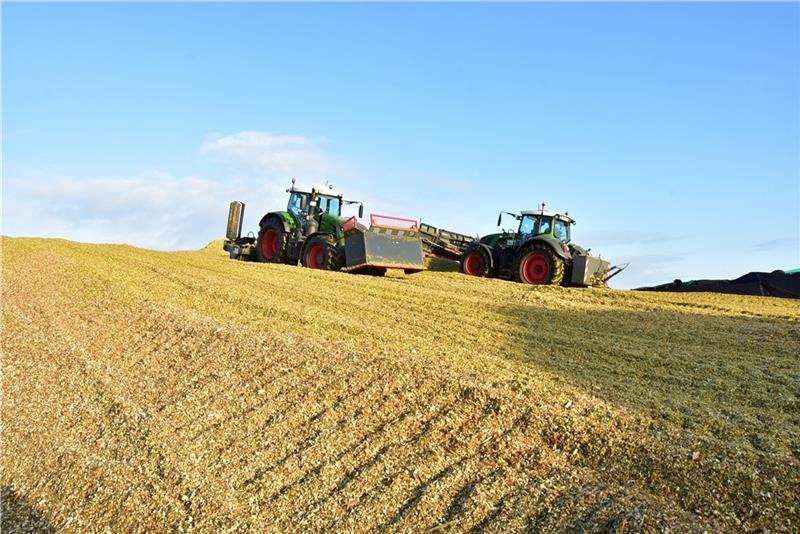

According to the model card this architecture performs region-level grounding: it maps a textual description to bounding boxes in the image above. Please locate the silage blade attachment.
[342,214,425,274]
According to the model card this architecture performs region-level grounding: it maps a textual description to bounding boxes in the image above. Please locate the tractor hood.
[480,232,503,243]
[319,212,346,235]
[479,232,509,247]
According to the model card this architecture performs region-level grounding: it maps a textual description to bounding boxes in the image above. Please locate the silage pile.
[1,237,798,532]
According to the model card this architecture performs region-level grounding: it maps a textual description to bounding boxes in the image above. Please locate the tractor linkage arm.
[603,263,629,283]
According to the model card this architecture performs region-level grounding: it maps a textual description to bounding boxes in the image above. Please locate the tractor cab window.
[554,219,571,242]
[538,217,552,235]
[287,192,308,218]
[518,215,538,235]
[318,195,342,216]
[519,215,553,236]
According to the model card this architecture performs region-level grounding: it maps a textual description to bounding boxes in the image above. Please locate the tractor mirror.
[358,204,364,218]
[497,213,502,226]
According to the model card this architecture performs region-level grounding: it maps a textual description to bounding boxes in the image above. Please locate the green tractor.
[223,179,425,275]
[459,204,624,286]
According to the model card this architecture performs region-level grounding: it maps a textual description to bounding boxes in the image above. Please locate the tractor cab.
[517,209,575,244]
[285,180,365,237]
[287,183,344,219]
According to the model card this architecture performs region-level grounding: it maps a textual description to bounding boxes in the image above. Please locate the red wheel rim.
[521,253,549,284]
[464,253,484,276]
[307,245,325,269]
[262,229,278,259]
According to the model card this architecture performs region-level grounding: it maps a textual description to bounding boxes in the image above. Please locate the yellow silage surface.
[1,237,798,532]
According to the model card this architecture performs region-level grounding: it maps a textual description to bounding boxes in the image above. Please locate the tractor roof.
[287,182,344,197]
[520,210,575,224]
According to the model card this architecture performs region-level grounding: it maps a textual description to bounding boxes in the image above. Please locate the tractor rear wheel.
[257,218,288,263]
[460,247,493,277]
[301,235,342,271]
[513,243,564,285]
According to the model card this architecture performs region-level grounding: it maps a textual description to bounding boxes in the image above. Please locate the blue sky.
[3,2,798,288]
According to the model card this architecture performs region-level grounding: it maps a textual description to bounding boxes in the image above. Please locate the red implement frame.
[370,214,419,231]
[342,216,359,233]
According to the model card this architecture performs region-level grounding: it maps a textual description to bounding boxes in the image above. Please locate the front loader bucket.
[342,214,425,274]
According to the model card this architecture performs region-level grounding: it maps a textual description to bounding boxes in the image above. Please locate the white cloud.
[201,131,334,180]
[2,130,345,250]
[2,170,285,251]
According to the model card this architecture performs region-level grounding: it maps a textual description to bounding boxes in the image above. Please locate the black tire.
[513,243,564,285]
[301,234,342,271]
[256,217,289,263]
[460,247,493,277]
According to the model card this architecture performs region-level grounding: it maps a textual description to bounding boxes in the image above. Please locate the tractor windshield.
[518,215,552,236]
[538,217,552,235]
[287,192,308,218]
[554,219,571,242]
[318,195,342,216]
[518,215,538,235]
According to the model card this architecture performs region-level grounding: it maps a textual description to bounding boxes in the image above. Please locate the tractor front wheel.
[460,247,493,277]
[257,218,288,263]
[301,235,342,271]
[513,244,564,285]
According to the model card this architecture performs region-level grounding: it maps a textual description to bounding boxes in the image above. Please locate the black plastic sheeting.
[635,271,800,299]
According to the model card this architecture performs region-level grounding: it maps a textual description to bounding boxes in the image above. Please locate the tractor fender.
[519,237,571,261]
[463,242,496,269]
[259,212,292,233]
